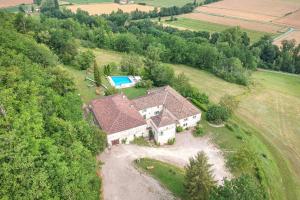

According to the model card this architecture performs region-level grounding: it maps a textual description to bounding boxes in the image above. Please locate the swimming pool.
[108,76,141,88]
[111,76,133,87]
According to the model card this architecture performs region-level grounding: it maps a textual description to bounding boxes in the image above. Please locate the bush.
[206,105,230,124]
[176,126,184,133]
[167,138,176,145]
[135,79,153,89]
[104,87,119,96]
[191,98,208,112]
[193,125,205,137]
[74,50,95,70]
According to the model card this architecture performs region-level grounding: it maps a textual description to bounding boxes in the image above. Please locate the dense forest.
[0,11,106,199]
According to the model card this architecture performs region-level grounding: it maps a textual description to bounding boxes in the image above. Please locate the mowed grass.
[123,87,147,99]
[135,0,194,7]
[65,0,113,4]
[172,64,300,199]
[135,158,186,199]
[163,17,272,43]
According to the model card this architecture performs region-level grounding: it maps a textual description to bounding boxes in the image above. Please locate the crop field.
[172,64,300,199]
[274,9,300,28]
[196,0,300,22]
[67,2,154,14]
[134,0,194,7]
[65,0,113,4]
[183,13,285,34]
[0,0,33,8]
[273,30,300,46]
[163,17,272,43]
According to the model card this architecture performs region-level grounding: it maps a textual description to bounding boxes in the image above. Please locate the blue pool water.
[111,76,132,87]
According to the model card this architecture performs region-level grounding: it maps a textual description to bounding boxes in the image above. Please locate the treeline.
[33,5,254,85]
[0,11,106,199]
[254,36,300,74]
[112,0,221,20]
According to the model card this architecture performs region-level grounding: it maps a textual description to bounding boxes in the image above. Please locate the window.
[193,115,196,119]
[155,111,160,115]
[183,123,188,127]
[160,131,163,136]
[143,115,146,119]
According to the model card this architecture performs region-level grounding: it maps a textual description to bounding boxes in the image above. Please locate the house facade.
[90,86,201,146]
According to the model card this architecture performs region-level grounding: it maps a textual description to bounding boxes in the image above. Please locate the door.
[111,139,120,145]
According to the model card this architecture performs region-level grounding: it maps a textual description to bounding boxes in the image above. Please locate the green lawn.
[135,0,195,7]
[62,66,105,103]
[135,158,186,199]
[163,17,273,43]
[65,0,113,4]
[122,87,147,99]
[172,64,300,200]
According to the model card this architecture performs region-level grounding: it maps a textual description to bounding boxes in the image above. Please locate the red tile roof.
[91,94,146,134]
[132,86,200,120]
[151,109,176,128]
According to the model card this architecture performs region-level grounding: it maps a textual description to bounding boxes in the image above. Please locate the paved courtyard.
[98,131,231,200]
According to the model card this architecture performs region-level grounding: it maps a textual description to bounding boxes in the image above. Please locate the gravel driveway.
[98,131,231,200]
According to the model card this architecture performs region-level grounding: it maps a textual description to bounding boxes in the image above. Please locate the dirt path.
[98,131,231,200]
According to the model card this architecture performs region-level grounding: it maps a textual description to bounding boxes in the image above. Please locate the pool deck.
[107,76,141,89]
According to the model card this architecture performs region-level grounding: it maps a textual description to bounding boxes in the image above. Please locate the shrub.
[193,125,205,137]
[167,138,176,145]
[176,126,184,133]
[131,136,150,146]
[74,50,95,70]
[104,87,119,96]
[206,105,230,124]
[191,98,208,112]
[135,79,153,89]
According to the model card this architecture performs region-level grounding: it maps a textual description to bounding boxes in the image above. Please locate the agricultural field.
[273,30,300,46]
[64,0,113,4]
[172,64,300,199]
[181,0,300,45]
[163,17,272,43]
[0,0,33,8]
[134,0,194,7]
[67,2,154,14]
[195,0,300,22]
[183,12,285,34]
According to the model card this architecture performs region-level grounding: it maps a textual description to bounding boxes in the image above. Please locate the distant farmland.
[182,0,300,45]
[163,17,273,43]
[135,0,194,7]
[0,0,33,8]
[67,3,154,14]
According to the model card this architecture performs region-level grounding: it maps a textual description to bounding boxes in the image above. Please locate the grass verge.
[134,158,186,199]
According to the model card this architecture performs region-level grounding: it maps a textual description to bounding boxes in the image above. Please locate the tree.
[206,105,230,124]
[103,64,113,76]
[75,50,95,70]
[120,53,143,75]
[149,64,174,86]
[210,175,267,200]
[94,61,102,87]
[184,152,216,200]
